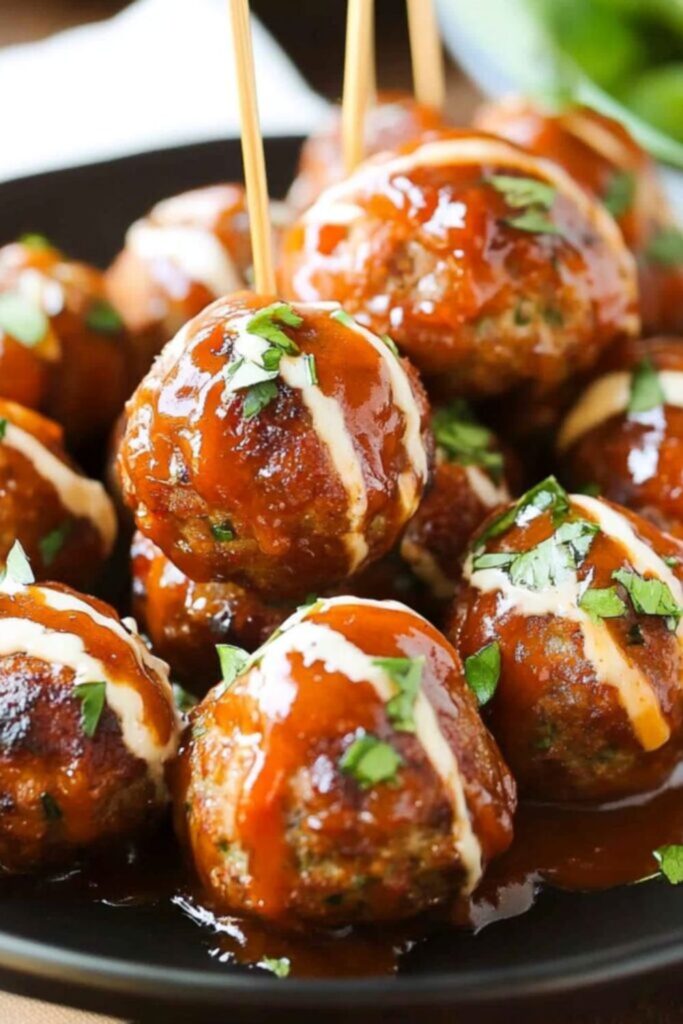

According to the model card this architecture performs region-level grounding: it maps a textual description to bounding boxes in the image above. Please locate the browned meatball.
[0,238,128,448]
[118,292,431,599]
[559,337,683,538]
[475,97,683,336]
[0,400,116,588]
[280,129,639,398]
[172,596,516,926]
[287,91,449,213]
[106,184,257,384]
[0,544,179,871]
[448,478,683,802]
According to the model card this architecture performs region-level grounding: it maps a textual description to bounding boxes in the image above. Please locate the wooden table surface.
[0,2,682,1021]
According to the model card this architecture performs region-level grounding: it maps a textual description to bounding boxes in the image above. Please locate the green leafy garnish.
[73,681,107,738]
[0,292,48,347]
[40,792,62,822]
[86,300,123,334]
[226,302,304,420]
[473,519,599,591]
[488,174,556,210]
[628,358,665,415]
[246,302,302,351]
[210,521,235,542]
[603,171,635,219]
[39,521,71,567]
[654,844,683,884]
[339,733,402,789]
[578,586,627,623]
[259,956,291,978]
[172,682,198,714]
[303,353,318,386]
[505,210,562,235]
[242,379,278,420]
[19,233,52,250]
[464,642,501,706]
[613,568,683,631]
[1,540,35,587]
[579,482,601,497]
[372,656,424,732]
[216,644,249,690]
[475,476,570,550]
[645,227,683,267]
[0,419,7,441]
[330,308,355,328]
[665,556,680,569]
[432,401,504,483]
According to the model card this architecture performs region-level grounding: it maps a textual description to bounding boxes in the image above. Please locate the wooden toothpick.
[406,0,446,111]
[342,0,373,174]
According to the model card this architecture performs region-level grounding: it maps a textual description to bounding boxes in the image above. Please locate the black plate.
[2,138,683,1023]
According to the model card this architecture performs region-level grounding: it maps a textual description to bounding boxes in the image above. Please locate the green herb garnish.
[473,519,599,591]
[226,302,303,420]
[73,681,107,738]
[654,844,683,884]
[1,540,35,588]
[19,233,52,250]
[578,585,627,623]
[613,568,683,631]
[505,209,562,235]
[172,683,198,714]
[628,358,665,415]
[86,300,123,334]
[39,521,71,567]
[0,419,7,440]
[303,353,318,386]
[0,292,48,347]
[242,379,279,420]
[216,644,249,691]
[645,227,683,267]
[210,521,235,542]
[380,333,399,356]
[433,400,504,483]
[259,956,291,978]
[464,642,501,706]
[488,174,556,210]
[246,302,302,350]
[475,476,570,550]
[372,655,424,732]
[603,171,635,219]
[339,733,402,789]
[330,308,355,328]
[40,792,62,822]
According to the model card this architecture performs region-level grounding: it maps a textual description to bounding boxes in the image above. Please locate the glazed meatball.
[0,400,116,588]
[475,97,683,335]
[0,238,128,448]
[280,130,639,397]
[106,184,254,383]
[131,530,286,693]
[401,401,513,601]
[173,596,516,926]
[287,91,448,214]
[449,478,683,802]
[118,292,431,599]
[0,543,180,871]
[558,337,683,538]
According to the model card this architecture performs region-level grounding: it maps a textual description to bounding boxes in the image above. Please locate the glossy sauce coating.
[559,337,683,538]
[173,598,515,928]
[450,494,683,801]
[280,130,639,396]
[0,578,179,871]
[118,292,431,598]
[0,241,128,447]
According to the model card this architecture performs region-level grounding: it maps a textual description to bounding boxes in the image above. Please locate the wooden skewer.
[228,0,276,294]
[342,0,373,174]
[406,0,445,111]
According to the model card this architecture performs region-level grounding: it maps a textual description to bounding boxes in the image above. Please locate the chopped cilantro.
[39,521,72,566]
[613,568,683,631]
[330,308,355,328]
[73,680,107,738]
[339,733,402,789]
[578,586,627,623]
[259,956,291,978]
[645,227,683,267]
[226,302,303,420]
[475,476,569,550]
[0,292,48,347]
[242,379,278,420]
[665,556,680,569]
[654,844,683,884]
[628,358,664,415]
[0,419,6,440]
[372,655,424,732]
[505,210,562,235]
[19,233,52,250]
[579,482,601,497]
[464,642,501,706]
[210,521,235,542]
[172,682,198,714]
[473,519,599,591]
[86,300,123,334]
[1,540,35,588]
[216,644,249,690]
[603,171,635,219]
[40,792,62,822]
[432,401,504,483]
[487,175,556,210]
[246,302,302,351]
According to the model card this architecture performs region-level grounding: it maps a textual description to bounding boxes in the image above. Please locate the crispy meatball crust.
[448,489,683,801]
[118,291,431,599]
[173,597,515,927]
[0,241,128,447]
[280,130,639,397]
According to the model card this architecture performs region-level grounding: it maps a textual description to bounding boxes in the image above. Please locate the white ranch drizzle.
[2,422,116,552]
[127,221,242,298]
[250,594,482,892]
[558,370,683,451]
[463,497,678,750]
[464,464,510,509]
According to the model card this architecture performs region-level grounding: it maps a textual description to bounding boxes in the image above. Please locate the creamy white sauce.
[463,497,681,750]
[558,370,683,451]
[251,602,482,891]
[127,221,241,298]
[464,465,510,509]
[2,423,116,552]
[562,112,637,172]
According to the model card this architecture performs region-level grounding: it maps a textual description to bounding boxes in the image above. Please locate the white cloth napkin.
[0,0,329,182]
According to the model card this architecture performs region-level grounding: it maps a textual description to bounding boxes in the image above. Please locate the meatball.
[173,596,516,926]
[0,400,116,588]
[118,292,431,598]
[0,542,180,871]
[287,91,448,214]
[558,337,683,538]
[401,401,513,601]
[106,184,254,383]
[448,478,683,802]
[280,129,639,397]
[475,97,683,335]
[131,530,286,693]
[0,238,128,448]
